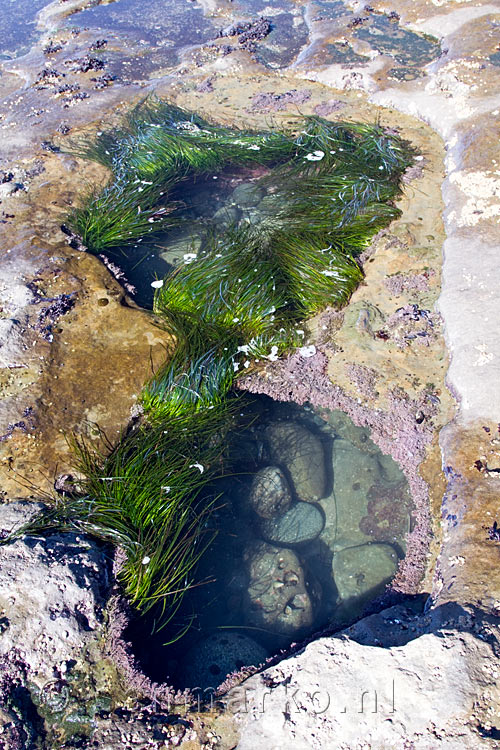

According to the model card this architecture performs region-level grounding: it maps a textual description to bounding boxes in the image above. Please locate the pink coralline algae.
[359,481,412,544]
[345,363,379,399]
[383,270,435,297]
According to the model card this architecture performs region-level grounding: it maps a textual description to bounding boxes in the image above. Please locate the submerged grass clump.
[15,99,415,633]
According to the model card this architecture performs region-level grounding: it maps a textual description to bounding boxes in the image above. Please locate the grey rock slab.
[329,438,383,550]
[229,627,499,749]
[260,501,324,546]
[332,542,399,603]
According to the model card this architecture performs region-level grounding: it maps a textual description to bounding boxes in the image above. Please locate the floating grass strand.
[15,100,417,633]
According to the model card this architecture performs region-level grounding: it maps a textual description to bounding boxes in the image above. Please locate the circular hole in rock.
[123,394,416,692]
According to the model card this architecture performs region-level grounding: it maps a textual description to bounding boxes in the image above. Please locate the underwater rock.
[322,409,379,455]
[212,205,240,224]
[244,542,314,635]
[260,501,324,546]
[231,182,264,207]
[257,194,279,215]
[248,466,292,519]
[328,438,383,550]
[377,452,405,485]
[266,421,326,502]
[181,632,268,690]
[359,481,411,544]
[332,543,399,603]
[158,234,202,265]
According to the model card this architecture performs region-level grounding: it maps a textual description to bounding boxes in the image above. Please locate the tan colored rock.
[248,466,292,519]
[265,421,326,502]
[0,245,171,497]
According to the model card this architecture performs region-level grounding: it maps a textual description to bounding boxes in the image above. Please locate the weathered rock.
[0,502,112,742]
[181,632,268,690]
[228,617,500,750]
[243,542,314,635]
[260,501,324,546]
[332,543,399,603]
[248,466,292,519]
[265,421,326,502]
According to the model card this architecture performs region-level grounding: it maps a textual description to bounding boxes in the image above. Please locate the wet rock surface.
[248,465,292,519]
[260,500,325,546]
[244,542,315,635]
[266,421,326,502]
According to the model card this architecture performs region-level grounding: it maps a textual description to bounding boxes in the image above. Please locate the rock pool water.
[70,0,217,74]
[0,0,49,59]
[95,166,282,308]
[125,394,411,691]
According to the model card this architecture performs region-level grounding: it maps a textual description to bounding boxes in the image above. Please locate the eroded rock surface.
[0,502,114,744]
[228,604,500,750]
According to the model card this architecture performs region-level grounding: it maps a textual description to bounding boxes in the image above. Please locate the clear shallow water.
[126,395,411,691]
[298,3,439,78]
[254,11,309,69]
[234,0,309,68]
[354,13,439,80]
[71,0,217,71]
[100,166,274,308]
[0,0,48,59]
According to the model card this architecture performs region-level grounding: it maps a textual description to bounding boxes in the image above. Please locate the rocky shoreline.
[0,0,499,747]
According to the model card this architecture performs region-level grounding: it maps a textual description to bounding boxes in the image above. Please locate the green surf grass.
[13,100,415,633]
